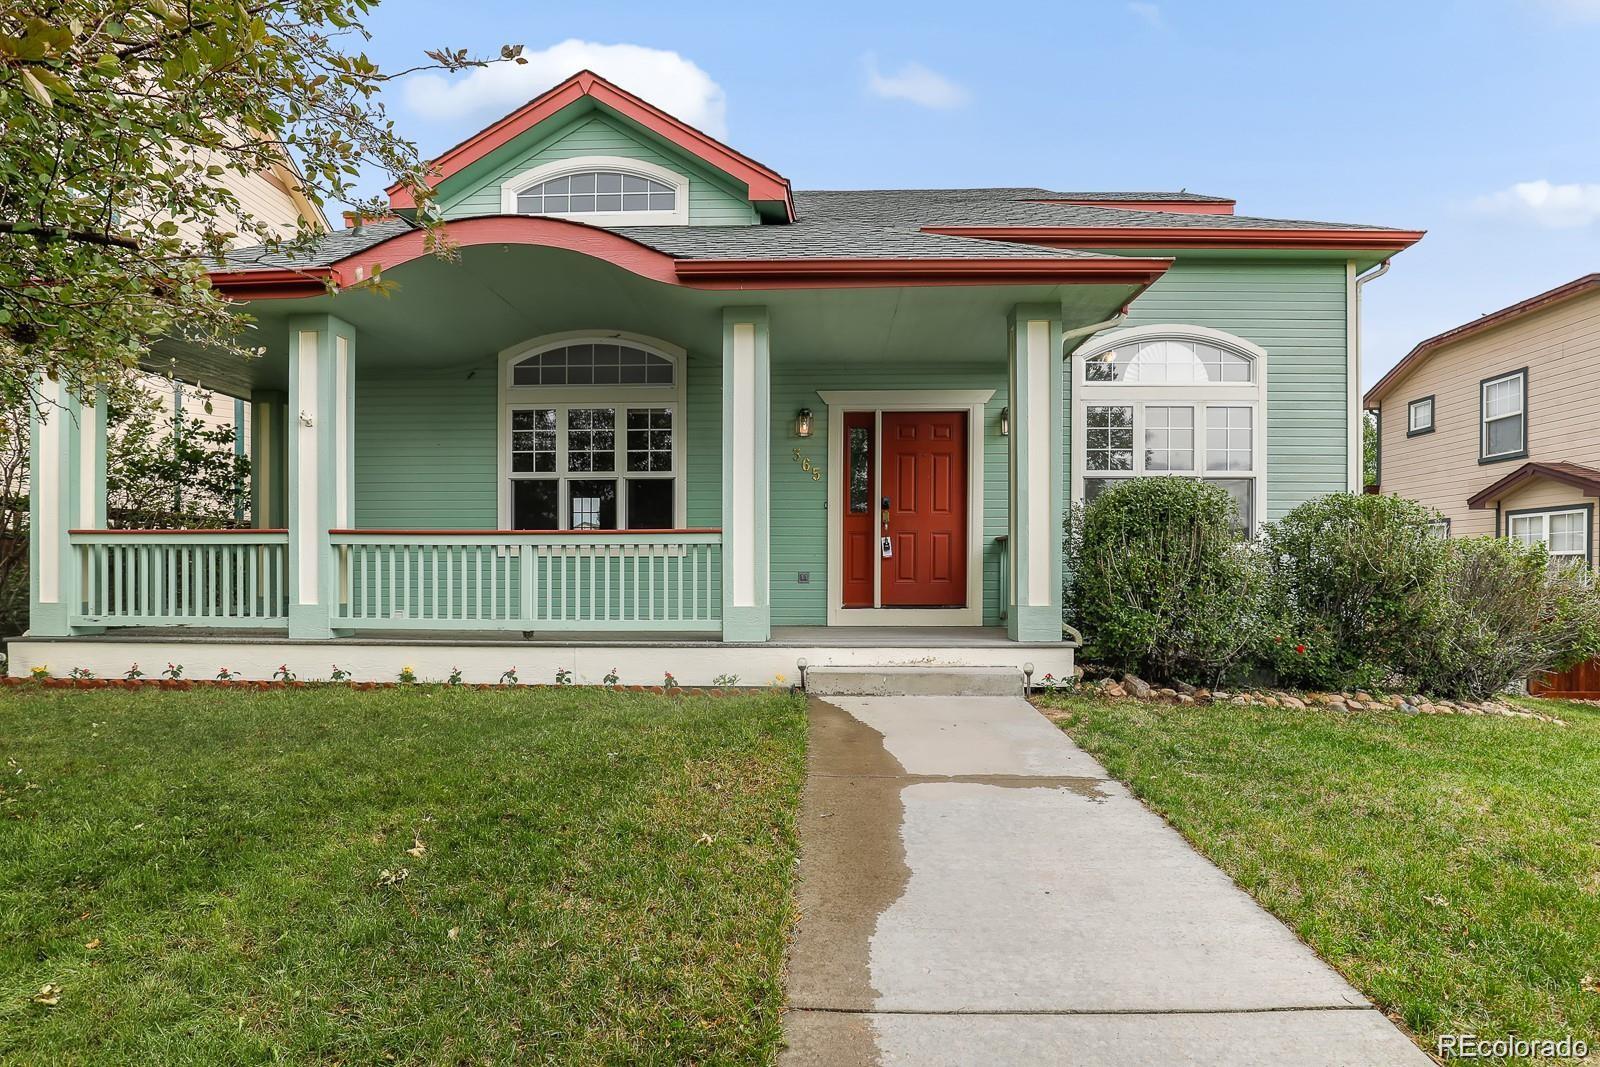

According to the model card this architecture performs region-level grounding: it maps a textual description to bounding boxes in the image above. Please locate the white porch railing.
[330,530,723,631]
[69,530,290,628]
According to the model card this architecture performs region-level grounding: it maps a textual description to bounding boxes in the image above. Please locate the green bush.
[1071,478,1262,685]
[1261,493,1447,691]
[1405,536,1600,700]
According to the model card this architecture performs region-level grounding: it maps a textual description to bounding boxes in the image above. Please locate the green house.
[13,71,1421,685]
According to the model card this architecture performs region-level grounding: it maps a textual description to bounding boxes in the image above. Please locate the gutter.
[1061,311,1128,354]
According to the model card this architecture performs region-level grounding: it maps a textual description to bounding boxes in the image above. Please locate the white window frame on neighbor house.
[1505,505,1592,570]
[818,389,993,628]
[1072,324,1268,534]
[1479,368,1528,464]
[499,155,690,226]
[496,331,689,531]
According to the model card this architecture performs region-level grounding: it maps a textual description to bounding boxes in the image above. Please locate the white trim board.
[818,390,994,627]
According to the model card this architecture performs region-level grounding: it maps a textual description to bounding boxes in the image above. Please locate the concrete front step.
[803,665,1025,697]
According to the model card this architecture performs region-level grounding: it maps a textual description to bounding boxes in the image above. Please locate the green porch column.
[1006,304,1066,641]
[28,379,107,636]
[720,307,771,641]
[286,315,356,639]
[249,389,288,528]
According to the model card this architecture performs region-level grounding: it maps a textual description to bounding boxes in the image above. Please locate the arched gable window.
[1073,325,1267,534]
[499,334,687,532]
[499,155,690,226]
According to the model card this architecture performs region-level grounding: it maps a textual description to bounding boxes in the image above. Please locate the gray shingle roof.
[219,186,1409,273]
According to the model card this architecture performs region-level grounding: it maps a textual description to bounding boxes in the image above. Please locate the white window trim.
[1407,396,1434,434]
[499,155,690,226]
[1480,369,1527,461]
[1505,506,1591,568]
[496,331,688,531]
[817,389,993,627]
[1072,324,1268,534]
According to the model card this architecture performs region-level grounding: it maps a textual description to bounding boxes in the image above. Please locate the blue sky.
[349,0,1600,389]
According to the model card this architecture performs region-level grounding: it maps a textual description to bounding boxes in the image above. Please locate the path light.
[1023,662,1034,696]
[999,407,1010,436]
[796,658,808,690]
[794,408,814,438]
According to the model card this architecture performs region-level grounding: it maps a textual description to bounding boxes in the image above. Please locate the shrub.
[1261,494,1446,691]
[1405,537,1600,700]
[1071,478,1263,685]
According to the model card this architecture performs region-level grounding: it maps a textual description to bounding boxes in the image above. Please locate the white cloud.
[402,40,728,138]
[1474,179,1600,229]
[1128,2,1166,29]
[863,55,970,109]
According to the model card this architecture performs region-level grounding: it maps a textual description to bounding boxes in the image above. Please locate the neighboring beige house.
[1365,273,1600,564]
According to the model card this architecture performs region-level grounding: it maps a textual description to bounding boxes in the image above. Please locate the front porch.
[15,233,1143,680]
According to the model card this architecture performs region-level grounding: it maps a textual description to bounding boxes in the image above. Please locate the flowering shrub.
[398,665,417,684]
[30,664,49,680]
[272,664,295,683]
[554,667,573,686]
[216,667,237,681]
[663,671,678,689]
[124,663,144,681]
[160,663,184,680]
[68,667,93,680]
[329,665,351,682]
[499,668,519,686]
[602,667,620,686]
[447,667,463,686]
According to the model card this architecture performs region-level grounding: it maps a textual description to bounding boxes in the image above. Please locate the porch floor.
[13,625,1067,648]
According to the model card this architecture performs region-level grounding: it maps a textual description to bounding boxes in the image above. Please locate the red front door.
[840,412,877,608]
[881,411,967,607]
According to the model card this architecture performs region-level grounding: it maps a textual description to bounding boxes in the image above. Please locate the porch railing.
[329,530,723,631]
[68,529,290,628]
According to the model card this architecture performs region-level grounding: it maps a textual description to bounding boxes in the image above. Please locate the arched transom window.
[499,156,690,226]
[1074,326,1267,534]
[515,171,677,217]
[510,341,675,387]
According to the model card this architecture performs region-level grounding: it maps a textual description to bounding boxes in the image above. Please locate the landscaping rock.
[1122,674,1154,700]
[1104,682,1127,699]
[1280,695,1306,710]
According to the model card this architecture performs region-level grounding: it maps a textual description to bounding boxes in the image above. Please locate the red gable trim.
[387,70,793,220]
[1467,460,1600,509]
[1365,273,1600,408]
[206,216,1171,298]
[1030,199,1237,216]
[922,225,1426,252]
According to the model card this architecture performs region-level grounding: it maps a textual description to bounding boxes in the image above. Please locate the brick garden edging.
[1053,673,1566,725]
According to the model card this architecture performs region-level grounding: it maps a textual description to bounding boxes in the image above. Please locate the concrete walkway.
[781,696,1433,1066]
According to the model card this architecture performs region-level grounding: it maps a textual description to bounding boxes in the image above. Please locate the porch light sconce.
[999,407,1010,436]
[795,408,815,438]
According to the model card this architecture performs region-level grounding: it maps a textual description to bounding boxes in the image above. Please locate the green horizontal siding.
[1110,257,1351,519]
[685,350,722,527]
[437,112,758,226]
[768,363,1010,627]
[355,362,498,528]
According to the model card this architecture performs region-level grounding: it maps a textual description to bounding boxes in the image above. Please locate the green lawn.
[1041,693,1600,1064]
[0,685,807,1065]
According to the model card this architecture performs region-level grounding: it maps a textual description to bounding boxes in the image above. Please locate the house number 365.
[792,448,822,480]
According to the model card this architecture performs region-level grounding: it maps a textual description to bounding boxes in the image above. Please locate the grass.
[1039,692,1600,1063]
[0,685,807,1065]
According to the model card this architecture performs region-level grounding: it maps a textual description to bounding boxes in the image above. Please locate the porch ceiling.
[155,244,1144,396]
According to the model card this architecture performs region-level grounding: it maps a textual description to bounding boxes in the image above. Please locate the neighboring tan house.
[10,70,1422,684]
[1366,273,1600,566]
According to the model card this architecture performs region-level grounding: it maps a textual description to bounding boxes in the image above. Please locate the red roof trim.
[1030,199,1237,215]
[387,70,793,220]
[1365,273,1600,408]
[205,216,1173,298]
[1466,461,1600,509]
[922,225,1426,252]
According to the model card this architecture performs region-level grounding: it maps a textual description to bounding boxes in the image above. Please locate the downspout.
[1351,260,1392,491]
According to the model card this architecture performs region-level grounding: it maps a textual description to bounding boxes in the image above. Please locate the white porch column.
[286,315,356,639]
[28,379,106,636]
[1007,304,1065,641]
[720,307,771,641]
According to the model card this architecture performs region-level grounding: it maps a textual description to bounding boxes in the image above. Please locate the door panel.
[880,411,968,607]
[841,412,876,608]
